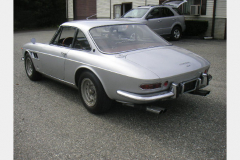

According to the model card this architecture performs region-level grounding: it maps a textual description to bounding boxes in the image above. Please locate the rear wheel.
[171,26,182,41]
[78,71,112,114]
[24,54,41,81]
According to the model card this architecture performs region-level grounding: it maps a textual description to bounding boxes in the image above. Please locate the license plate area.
[181,79,198,93]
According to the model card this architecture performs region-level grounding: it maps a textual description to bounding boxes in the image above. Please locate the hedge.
[184,20,208,36]
[14,0,66,30]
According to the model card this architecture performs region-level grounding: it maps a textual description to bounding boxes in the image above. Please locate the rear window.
[89,24,170,54]
[173,8,182,15]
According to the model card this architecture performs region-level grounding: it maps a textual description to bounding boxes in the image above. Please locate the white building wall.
[67,0,74,21]
[204,0,226,18]
[215,0,226,18]
[95,0,227,39]
[205,0,214,18]
[97,0,159,19]
[97,0,111,18]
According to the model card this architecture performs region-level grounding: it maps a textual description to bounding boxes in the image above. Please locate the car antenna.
[86,14,97,20]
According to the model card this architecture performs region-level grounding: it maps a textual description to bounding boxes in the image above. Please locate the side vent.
[32,52,38,59]
[190,5,201,16]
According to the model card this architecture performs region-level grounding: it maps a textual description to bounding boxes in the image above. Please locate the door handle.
[158,20,162,22]
[61,52,67,57]
[172,19,176,21]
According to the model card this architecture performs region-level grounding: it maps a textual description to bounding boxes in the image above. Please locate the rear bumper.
[117,73,212,103]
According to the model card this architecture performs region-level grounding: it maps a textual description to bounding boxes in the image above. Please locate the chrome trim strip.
[171,83,178,99]
[201,73,208,86]
[28,49,66,60]
[38,71,76,87]
[117,83,177,102]
[117,90,175,102]
[197,78,202,88]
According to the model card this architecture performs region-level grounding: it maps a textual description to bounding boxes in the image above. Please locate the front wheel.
[24,54,41,81]
[78,71,112,114]
[171,26,182,41]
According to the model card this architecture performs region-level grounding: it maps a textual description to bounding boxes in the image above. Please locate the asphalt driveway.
[14,30,226,159]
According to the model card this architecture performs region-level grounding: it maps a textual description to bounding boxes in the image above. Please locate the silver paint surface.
[22,20,210,104]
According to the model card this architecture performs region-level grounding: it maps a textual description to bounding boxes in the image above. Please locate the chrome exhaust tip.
[121,103,167,114]
[189,89,210,96]
[146,106,166,114]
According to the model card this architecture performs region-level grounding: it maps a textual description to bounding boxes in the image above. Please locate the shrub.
[184,20,208,36]
[14,0,66,30]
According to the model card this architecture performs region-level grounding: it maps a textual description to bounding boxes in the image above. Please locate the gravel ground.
[14,30,226,159]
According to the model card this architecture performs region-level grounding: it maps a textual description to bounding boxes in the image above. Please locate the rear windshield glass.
[89,24,170,54]
[123,8,149,18]
[173,8,182,15]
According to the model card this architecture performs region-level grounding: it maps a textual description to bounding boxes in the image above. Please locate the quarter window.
[73,30,91,51]
[52,27,76,47]
[160,8,174,17]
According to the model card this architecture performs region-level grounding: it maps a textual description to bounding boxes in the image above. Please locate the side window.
[73,30,91,51]
[147,8,160,19]
[52,26,76,47]
[160,8,174,17]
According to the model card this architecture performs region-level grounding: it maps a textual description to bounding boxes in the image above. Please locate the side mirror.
[31,38,36,44]
[146,15,154,20]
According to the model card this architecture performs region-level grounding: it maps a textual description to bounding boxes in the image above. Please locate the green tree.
[14,0,66,30]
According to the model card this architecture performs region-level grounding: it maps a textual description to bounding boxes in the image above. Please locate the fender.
[74,65,111,98]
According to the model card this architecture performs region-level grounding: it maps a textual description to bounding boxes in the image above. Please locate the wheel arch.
[24,50,32,58]
[75,66,104,88]
[74,66,112,99]
[172,24,182,32]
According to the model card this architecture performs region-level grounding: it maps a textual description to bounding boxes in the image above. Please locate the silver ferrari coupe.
[22,20,212,114]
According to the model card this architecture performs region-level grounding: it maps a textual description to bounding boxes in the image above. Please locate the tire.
[171,26,182,41]
[78,71,112,114]
[24,54,41,81]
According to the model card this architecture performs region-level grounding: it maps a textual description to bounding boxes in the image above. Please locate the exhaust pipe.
[146,106,167,114]
[189,89,210,96]
[121,103,166,114]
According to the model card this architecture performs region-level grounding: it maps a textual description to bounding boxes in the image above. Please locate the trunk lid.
[125,46,210,78]
[162,0,187,8]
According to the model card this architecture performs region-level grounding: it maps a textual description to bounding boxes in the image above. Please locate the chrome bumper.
[117,73,212,103]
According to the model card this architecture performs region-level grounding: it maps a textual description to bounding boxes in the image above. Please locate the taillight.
[204,69,208,74]
[140,83,161,90]
[163,81,168,87]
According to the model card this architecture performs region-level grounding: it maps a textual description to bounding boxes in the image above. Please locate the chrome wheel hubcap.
[26,58,33,76]
[174,29,180,39]
[81,78,97,107]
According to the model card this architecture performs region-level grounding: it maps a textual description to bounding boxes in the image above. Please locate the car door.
[158,7,176,35]
[40,26,77,80]
[64,29,92,84]
[145,8,163,34]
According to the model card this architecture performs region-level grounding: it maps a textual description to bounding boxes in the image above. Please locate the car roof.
[61,19,139,30]
[137,5,172,9]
